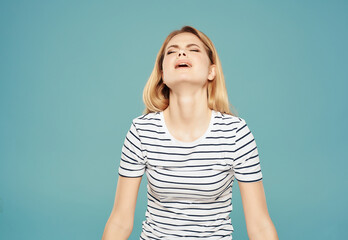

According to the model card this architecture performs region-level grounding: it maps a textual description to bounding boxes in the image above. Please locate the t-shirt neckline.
[159,110,216,146]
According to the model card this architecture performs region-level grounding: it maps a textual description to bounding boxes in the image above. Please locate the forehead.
[166,32,203,48]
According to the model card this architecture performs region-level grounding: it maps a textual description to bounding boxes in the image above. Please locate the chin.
[165,78,207,89]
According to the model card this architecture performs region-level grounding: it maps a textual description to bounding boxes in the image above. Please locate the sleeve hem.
[118,172,143,178]
[236,177,263,183]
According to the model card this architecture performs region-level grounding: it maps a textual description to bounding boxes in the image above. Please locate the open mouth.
[175,63,192,69]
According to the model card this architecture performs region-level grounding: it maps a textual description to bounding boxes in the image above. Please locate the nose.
[177,49,187,57]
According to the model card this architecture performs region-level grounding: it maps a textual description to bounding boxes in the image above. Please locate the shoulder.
[214,110,246,128]
[131,111,162,127]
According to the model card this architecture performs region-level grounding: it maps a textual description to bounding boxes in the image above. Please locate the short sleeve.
[118,121,146,178]
[232,118,263,182]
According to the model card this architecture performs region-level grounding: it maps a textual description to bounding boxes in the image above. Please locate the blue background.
[1,0,347,239]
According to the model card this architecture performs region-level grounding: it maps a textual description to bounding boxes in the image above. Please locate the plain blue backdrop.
[1,0,347,239]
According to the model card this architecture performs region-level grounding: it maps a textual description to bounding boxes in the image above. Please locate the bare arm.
[238,180,278,240]
[102,175,143,240]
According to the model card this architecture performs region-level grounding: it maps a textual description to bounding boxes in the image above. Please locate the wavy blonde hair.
[142,26,237,116]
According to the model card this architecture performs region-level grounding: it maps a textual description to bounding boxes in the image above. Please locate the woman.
[102,26,278,240]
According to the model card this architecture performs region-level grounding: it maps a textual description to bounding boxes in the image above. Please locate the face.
[161,32,215,89]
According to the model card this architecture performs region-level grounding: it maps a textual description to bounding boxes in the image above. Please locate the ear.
[208,64,216,81]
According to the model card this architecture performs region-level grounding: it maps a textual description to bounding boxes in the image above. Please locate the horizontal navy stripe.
[206,135,236,139]
[147,220,231,234]
[211,129,235,132]
[147,156,226,162]
[137,128,166,134]
[147,162,233,169]
[147,191,232,206]
[121,151,143,164]
[146,149,230,156]
[117,111,262,238]
[139,134,171,141]
[119,164,144,172]
[146,208,230,223]
[148,175,233,194]
[152,167,231,178]
[142,141,235,148]
[147,171,230,186]
[119,157,139,166]
[213,121,239,126]
[234,157,259,169]
[136,122,162,127]
[147,197,231,212]
[148,204,232,218]
[149,216,232,229]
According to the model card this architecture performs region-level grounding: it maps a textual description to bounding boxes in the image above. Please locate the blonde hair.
[142,26,238,116]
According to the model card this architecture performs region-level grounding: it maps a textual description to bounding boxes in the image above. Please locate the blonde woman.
[102,26,278,240]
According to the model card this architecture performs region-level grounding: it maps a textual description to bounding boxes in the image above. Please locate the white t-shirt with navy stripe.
[118,110,263,239]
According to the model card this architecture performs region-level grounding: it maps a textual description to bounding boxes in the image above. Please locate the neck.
[164,85,211,131]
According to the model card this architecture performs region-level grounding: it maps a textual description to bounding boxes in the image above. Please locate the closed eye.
[167,49,200,55]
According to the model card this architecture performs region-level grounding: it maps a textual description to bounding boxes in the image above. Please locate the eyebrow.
[166,43,201,51]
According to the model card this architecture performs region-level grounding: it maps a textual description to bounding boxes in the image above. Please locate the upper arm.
[109,175,143,227]
[238,180,272,236]
[109,119,146,227]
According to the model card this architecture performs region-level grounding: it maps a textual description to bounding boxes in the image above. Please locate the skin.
[161,32,216,142]
[101,32,278,240]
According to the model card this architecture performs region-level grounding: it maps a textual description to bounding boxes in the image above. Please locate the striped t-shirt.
[118,110,263,239]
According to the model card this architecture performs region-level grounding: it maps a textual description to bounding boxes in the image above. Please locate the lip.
[174,60,192,69]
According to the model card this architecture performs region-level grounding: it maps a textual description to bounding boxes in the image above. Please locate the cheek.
[196,58,211,74]
[162,57,175,77]
[162,58,170,72]
[162,59,168,69]
[161,59,170,80]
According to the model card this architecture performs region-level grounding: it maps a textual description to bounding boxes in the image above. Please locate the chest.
[143,144,234,201]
